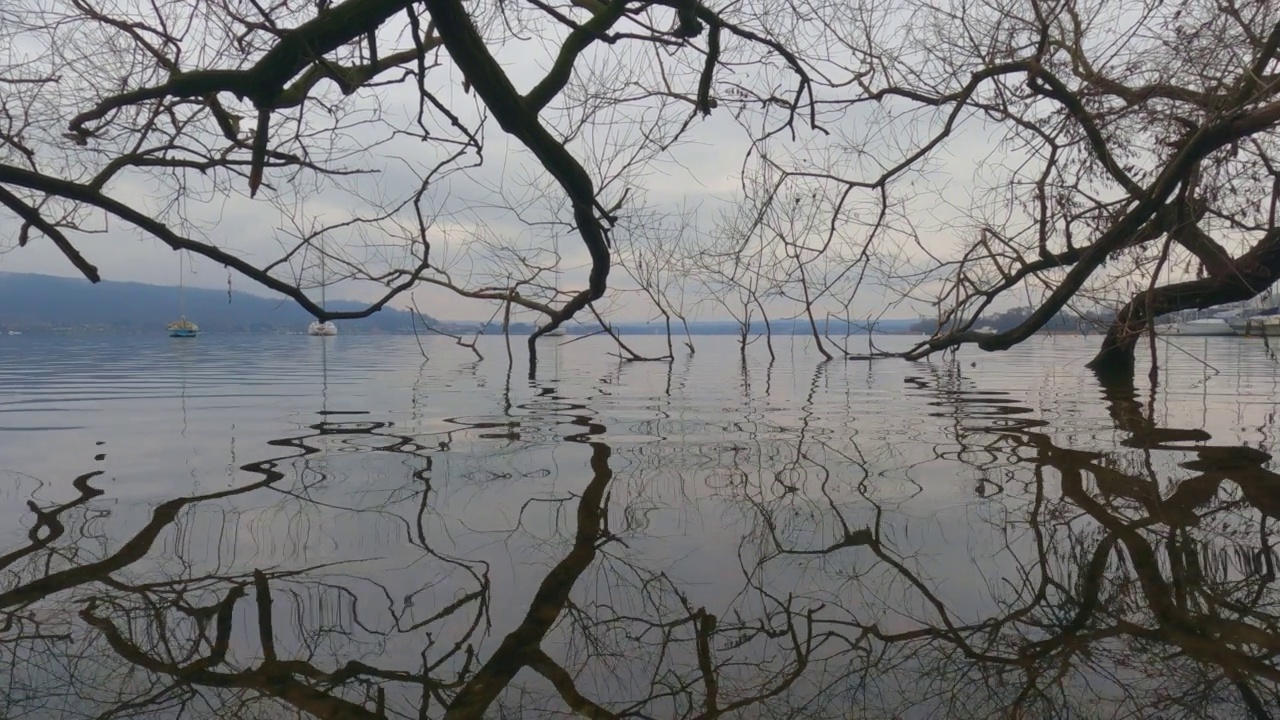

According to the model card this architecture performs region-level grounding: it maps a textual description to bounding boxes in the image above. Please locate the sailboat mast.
[320,248,326,312]
[178,252,186,317]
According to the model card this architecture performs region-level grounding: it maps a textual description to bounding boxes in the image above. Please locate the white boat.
[1155,317,1236,336]
[168,252,198,338]
[975,325,997,334]
[168,318,199,338]
[307,320,338,336]
[307,244,338,337]
[1229,312,1280,337]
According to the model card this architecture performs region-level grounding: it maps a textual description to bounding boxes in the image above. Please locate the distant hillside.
[0,272,429,333]
[0,272,922,335]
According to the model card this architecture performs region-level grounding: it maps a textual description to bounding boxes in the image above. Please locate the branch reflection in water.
[0,338,1277,718]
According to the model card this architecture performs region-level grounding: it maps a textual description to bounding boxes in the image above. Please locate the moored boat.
[1155,317,1236,336]
[307,242,338,337]
[307,320,338,336]
[168,252,198,338]
[168,317,198,338]
[1229,310,1280,337]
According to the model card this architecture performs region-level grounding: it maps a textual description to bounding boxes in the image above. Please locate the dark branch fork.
[418,0,821,356]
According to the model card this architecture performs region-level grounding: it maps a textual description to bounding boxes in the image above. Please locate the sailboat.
[167,251,199,338]
[307,245,338,337]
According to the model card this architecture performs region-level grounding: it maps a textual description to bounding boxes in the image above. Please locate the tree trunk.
[1086,231,1280,384]
[1088,327,1141,385]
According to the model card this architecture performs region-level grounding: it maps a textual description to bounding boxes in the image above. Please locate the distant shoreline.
[0,327,1093,337]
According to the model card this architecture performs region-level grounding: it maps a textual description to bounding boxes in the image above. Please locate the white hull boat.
[1229,314,1280,337]
[307,320,338,336]
[1156,318,1236,336]
[308,242,338,337]
[168,252,198,338]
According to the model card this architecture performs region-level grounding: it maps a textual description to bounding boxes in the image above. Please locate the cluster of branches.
[5,0,1280,379]
[428,0,1280,381]
[0,0,480,317]
[759,0,1280,379]
[0,0,822,356]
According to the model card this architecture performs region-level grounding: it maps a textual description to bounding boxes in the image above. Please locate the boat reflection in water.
[1,356,1278,719]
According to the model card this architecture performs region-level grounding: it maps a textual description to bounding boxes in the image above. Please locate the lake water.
[0,333,1278,719]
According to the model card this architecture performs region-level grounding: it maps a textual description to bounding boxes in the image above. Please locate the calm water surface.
[0,333,1278,718]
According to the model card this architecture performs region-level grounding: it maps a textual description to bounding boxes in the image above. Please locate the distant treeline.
[479,317,922,336]
[908,307,1111,335]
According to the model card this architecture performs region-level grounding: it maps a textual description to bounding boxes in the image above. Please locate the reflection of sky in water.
[0,334,1277,718]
